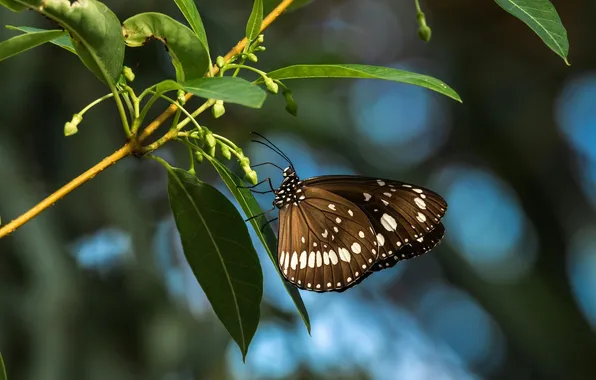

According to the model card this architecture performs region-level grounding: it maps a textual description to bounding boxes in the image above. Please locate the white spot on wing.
[383,192,392,197]
[335,217,342,223]
[329,249,339,265]
[348,209,354,216]
[351,242,362,254]
[308,252,315,268]
[358,231,365,238]
[301,236,305,244]
[338,248,351,262]
[322,229,329,238]
[363,193,372,201]
[416,212,427,223]
[413,188,423,193]
[299,251,307,269]
[414,197,426,209]
[382,199,389,206]
[290,252,298,269]
[328,204,336,211]
[316,251,322,267]
[377,180,385,186]
[381,213,398,231]
[323,251,330,265]
[376,234,385,246]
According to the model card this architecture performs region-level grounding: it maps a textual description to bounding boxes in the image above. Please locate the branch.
[0,0,295,239]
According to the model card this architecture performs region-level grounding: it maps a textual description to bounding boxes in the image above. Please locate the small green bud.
[245,170,258,185]
[257,34,265,44]
[212,100,226,119]
[206,145,216,157]
[177,90,187,105]
[64,114,83,136]
[216,56,226,68]
[205,132,217,151]
[246,53,258,62]
[220,144,232,160]
[123,66,135,82]
[189,131,200,139]
[253,46,266,52]
[418,25,432,42]
[264,77,279,94]
[283,90,298,116]
[195,151,204,163]
[416,12,432,42]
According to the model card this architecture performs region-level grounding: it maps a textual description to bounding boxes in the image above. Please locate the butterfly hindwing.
[277,186,378,292]
[303,176,447,266]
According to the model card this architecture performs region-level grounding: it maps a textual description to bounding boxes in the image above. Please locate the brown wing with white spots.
[277,186,379,292]
[303,176,447,265]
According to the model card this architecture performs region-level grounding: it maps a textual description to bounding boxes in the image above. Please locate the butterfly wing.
[303,176,447,268]
[277,186,379,292]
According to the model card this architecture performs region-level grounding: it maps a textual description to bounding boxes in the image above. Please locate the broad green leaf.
[123,12,210,82]
[10,0,125,84]
[0,352,6,380]
[183,77,267,108]
[167,167,262,360]
[494,0,569,64]
[0,0,25,11]
[172,0,210,52]
[6,26,75,54]
[246,0,263,41]
[264,0,314,13]
[206,156,311,334]
[0,29,65,62]
[267,64,462,102]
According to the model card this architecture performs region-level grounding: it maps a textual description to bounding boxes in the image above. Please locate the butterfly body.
[273,168,447,292]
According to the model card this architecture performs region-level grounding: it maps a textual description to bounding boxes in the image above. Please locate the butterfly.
[246,134,448,292]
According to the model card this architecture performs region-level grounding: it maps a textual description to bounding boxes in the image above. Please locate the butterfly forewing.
[277,186,378,292]
[303,176,447,267]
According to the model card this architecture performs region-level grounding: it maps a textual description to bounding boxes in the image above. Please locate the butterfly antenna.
[251,132,295,168]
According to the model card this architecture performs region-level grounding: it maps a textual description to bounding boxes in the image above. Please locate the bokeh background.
[1,0,596,379]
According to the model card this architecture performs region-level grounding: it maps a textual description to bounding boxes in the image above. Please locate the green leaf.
[266,64,462,102]
[246,0,263,41]
[6,25,75,54]
[172,0,210,52]
[13,0,126,84]
[494,0,569,64]
[183,77,267,108]
[0,352,6,380]
[205,156,311,334]
[0,0,25,11]
[264,0,314,13]
[154,79,184,95]
[123,12,210,82]
[167,167,262,360]
[0,29,65,62]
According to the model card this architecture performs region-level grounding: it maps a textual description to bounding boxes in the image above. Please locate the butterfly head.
[273,166,304,209]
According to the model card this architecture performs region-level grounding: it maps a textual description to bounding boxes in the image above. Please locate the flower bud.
[418,25,432,42]
[216,56,225,68]
[264,77,279,94]
[245,170,258,185]
[205,131,216,149]
[257,34,265,44]
[212,100,226,118]
[177,90,186,105]
[220,144,232,160]
[195,151,204,163]
[283,90,298,116]
[64,114,83,136]
[246,53,258,62]
[123,66,135,82]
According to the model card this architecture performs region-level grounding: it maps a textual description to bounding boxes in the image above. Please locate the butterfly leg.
[237,177,276,194]
[244,206,275,222]
[259,217,278,233]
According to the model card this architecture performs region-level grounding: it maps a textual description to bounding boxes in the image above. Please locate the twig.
[0,0,295,239]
